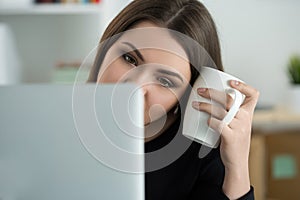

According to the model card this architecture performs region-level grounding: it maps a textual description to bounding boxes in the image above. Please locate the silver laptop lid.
[0,84,144,200]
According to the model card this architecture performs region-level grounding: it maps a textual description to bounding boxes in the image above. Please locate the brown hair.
[88,0,223,85]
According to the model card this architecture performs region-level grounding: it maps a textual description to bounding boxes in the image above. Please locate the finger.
[207,117,231,136]
[230,80,259,112]
[228,117,252,138]
[227,118,239,129]
[197,88,234,110]
[234,107,251,120]
[192,102,227,120]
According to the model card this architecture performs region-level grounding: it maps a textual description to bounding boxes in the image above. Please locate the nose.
[141,86,148,96]
[123,71,151,96]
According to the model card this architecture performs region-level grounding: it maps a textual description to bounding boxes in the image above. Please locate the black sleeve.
[188,145,255,200]
[235,186,255,200]
[188,183,255,200]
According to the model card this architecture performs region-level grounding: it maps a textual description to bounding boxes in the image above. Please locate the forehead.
[119,22,188,60]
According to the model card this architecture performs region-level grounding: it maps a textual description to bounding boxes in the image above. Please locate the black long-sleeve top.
[145,117,254,200]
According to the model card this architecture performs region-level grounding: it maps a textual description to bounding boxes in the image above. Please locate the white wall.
[202,0,300,106]
[0,15,103,82]
[0,0,129,83]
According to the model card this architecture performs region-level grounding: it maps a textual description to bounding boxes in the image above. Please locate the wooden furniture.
[250,107,300,200]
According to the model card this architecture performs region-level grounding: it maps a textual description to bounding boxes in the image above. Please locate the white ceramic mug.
[182,66,245,148]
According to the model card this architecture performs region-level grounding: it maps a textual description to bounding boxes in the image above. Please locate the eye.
[122,53,138,66]
[157,77,175,88]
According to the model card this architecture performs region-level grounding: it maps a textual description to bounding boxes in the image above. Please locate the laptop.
[0,84,145,200]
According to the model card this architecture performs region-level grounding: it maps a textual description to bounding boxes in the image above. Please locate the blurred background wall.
[203,0,300,106]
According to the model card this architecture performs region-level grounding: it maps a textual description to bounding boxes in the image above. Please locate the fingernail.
[192,101,199,108]
[232,80,240,86]
[197,88,207,93]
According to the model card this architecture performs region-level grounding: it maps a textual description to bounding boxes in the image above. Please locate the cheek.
[144,90,178,123]
[144,84,189,120]
[147,88,179,111]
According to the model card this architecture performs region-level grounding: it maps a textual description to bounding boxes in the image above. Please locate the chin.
[144,122,150,126]
[144,118,151,126]
[143,116,160,126]
[143,115,167,127]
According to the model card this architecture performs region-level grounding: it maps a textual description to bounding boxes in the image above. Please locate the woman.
[88,0,259,199]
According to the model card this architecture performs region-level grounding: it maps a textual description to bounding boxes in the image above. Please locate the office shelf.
[0,4,103,15]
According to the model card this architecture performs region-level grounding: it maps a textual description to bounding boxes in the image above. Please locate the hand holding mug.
[183,66,246,148]
[183,66,260,198]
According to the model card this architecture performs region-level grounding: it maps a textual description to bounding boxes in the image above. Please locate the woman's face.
[97,21,191,126]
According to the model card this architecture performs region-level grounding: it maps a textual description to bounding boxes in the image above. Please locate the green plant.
[288,55,300,84]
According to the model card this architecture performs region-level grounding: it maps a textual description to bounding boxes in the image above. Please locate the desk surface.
[253,107,300,131]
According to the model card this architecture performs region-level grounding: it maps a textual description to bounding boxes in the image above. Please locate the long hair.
[88,0,223,86]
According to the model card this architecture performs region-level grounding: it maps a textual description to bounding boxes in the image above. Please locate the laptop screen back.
[0,84,144,200]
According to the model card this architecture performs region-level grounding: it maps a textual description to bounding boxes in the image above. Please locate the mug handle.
[222,88,244,124]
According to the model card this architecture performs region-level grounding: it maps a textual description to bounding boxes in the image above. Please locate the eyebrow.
[122,42,145,62]
[157,69,183,83]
